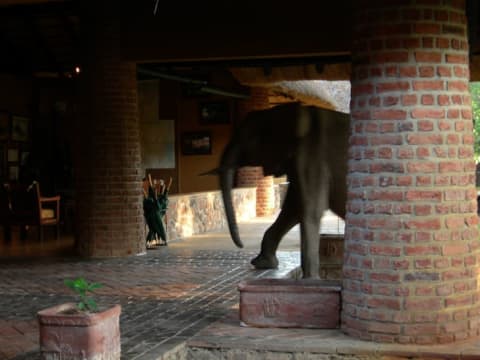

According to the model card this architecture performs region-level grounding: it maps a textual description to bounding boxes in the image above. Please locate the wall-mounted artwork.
[181,131,212,155]
[8,165,18,181]
[141,119,176,169]
[20,151,30,166]
[199,102,230,125]
[11,116,29,142]
[7,148,18,162]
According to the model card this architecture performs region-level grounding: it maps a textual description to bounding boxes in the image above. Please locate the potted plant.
[37,277,121,360]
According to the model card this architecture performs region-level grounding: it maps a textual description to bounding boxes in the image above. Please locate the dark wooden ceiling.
[0,0,479,79]
[0,0,78,76]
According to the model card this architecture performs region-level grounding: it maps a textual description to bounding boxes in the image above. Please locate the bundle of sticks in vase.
[143,175,172,248]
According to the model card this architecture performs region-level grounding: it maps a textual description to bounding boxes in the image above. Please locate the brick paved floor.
[1,249,300,360]
[0,212,305,360]
[5,211,480,359]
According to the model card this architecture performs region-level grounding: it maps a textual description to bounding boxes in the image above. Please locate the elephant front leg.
[299,188,327,278]
[298,170,329,279]
[251,191,298,269]
[300,218,321,278]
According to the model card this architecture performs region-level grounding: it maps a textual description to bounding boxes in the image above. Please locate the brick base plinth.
[238,279,341,328]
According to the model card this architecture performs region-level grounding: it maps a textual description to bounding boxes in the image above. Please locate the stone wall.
[165,187,256,241]
[163,184,287,242]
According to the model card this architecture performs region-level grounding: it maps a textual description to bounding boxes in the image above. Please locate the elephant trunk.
[220,166,244,248]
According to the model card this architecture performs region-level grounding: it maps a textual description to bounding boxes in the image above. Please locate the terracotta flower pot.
[37,303,121,360]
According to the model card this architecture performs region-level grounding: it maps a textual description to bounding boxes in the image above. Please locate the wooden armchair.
[31,181,61,241]
[7,181,61,241]
[33,181,60,240]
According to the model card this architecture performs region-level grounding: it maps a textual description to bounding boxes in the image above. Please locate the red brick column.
[343,0,480,344]
[236,167,264,188]
[236,166,275,216]
[74,5,145,257]
[236,87,275,216]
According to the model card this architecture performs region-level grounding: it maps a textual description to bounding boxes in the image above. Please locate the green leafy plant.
[469,82,480,163]
[64,277,103,312]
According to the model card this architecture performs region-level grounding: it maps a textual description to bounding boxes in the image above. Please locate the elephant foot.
[251,253,279,269]
[301,266,320,279]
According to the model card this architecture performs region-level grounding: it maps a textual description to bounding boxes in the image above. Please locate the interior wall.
[138,72,241,195]
[177,69,243,193]
[0,74,32,114]
[35,80,75,195]
[0,75,76,193]
[138,79,180,194]
[0,74,33,183]
[177,96,235,193]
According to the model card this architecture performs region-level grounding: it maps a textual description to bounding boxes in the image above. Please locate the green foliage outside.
[64,277,103,312]
[469,82,480,163]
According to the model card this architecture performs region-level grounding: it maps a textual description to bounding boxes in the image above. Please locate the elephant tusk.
[199,168,220,176]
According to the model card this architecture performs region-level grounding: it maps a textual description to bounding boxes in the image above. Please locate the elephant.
[218,102,349,279]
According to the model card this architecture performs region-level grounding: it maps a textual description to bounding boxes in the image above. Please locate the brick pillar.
[256,174,275,216]
[236,166,264,188]
[236,87,275,216]
[343,1,480,344]
[74,4,145,257]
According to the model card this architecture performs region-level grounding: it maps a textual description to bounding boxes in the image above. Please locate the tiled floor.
[3,212,479,360]
[0,211,304,359]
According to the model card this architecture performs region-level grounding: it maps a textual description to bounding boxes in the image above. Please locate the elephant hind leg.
[251,189,298,269]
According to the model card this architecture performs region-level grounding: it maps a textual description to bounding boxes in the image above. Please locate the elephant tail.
[220,166,244,248]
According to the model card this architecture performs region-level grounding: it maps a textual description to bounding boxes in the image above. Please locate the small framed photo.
[7,148,18,162]
[20,151,30,166]
[11,115,30,142]
[181,131,212,155]
[8,165,18,181]
[199,102,230,125]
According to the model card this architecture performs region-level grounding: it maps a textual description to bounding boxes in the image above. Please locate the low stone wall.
[165,187,257,241]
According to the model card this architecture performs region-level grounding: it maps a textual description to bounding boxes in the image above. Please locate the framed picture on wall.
[199,102,230,125]
[20,151,30,166]
[7,148,18,162]
[11,115,29,142]
[8,165,18,181]
[181,131,212,155]
[0,111,9,140]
